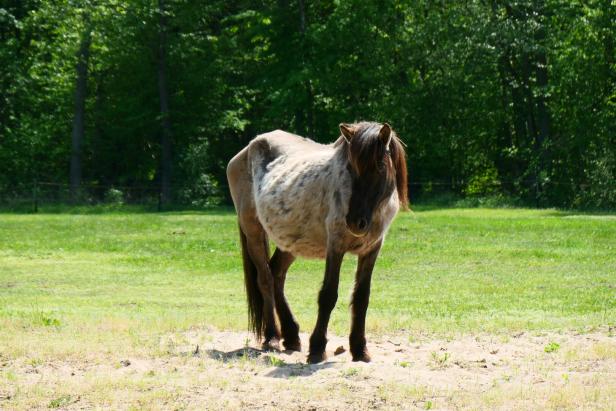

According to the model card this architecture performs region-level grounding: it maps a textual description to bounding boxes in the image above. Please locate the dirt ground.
[2,328,616,410]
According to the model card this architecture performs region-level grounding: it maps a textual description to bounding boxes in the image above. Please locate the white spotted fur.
[228,130,399,259]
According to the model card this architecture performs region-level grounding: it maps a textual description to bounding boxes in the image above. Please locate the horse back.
[244,131,350,258]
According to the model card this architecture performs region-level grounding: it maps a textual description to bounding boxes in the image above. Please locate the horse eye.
[377,158,387,172]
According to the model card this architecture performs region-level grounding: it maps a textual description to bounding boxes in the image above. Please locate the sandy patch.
[2,329,615,410]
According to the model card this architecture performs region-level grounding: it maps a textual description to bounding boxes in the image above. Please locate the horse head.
[340,122,408,237]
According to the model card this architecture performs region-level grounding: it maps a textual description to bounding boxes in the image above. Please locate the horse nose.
[357,218,368,231]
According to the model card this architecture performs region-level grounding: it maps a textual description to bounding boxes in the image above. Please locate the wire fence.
[1,181,190,212]
[0,177,608,212]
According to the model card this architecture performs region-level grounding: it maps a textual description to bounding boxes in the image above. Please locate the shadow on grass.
[263,361,336,378]
[205,347,336,378]
[413,193,615,215]
[410,203,616,217]
[206,347,263,362]
[542,210,616,218]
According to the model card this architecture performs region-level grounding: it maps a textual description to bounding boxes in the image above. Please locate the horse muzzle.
[347,217,370,237]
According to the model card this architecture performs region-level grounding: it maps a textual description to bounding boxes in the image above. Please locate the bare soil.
[2,328,615,410]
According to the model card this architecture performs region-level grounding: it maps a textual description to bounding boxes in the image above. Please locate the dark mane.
[347,122,409,210]
[389,131,409,210]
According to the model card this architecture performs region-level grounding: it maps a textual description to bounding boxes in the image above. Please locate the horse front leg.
[349,240,382,362]
[307,250,344,364]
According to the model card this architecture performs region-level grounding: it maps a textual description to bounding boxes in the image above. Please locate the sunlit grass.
[1,206,615,360]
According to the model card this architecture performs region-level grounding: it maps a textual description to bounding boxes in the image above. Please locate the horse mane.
[389,131,409,210]
[339,121,409,210]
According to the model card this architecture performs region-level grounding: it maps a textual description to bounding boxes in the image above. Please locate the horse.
[226,121,408,363]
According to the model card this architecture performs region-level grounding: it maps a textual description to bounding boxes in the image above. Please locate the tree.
[0,0,614,209]
[70,11,92,200]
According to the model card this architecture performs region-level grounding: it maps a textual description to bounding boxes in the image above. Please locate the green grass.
[1,206,615,359]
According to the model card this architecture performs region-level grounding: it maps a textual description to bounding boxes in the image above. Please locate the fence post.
[33,180,39,213]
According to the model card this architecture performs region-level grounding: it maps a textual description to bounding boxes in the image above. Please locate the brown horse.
[226,121,408,363]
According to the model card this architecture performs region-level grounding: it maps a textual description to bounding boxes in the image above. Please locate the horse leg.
[349,241,382,362]
[307,250,344,363]
[240,217,281,351]
[270,248,301,351]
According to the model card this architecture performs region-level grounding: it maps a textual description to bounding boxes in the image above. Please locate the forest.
[0,0,614,209]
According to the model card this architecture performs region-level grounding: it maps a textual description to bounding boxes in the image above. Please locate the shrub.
[104,188,124,205]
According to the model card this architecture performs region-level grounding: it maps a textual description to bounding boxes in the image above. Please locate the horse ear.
[339,123,355,143]
[379,123,392,148]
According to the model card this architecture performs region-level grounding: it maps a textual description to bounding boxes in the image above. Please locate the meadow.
[1,206,615,409]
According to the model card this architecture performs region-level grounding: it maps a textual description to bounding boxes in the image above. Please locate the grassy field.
[2,206,615,344]
[1,206,615,409]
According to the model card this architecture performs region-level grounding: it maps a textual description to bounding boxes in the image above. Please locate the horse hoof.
[351,351,371,363]
[262,338,281,352]
[307,352,327,364]
[283,339,302,352]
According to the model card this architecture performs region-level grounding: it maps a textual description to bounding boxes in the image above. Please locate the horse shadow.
[205,347,337,378]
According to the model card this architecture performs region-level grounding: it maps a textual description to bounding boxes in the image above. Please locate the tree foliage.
[0,0,614,208]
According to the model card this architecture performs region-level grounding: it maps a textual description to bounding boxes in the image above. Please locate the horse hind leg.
[270,248,301,351]
[238,217,281,351]
[227,146,279,348]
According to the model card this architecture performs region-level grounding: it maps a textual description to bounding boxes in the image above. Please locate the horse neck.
[331,136,350,164]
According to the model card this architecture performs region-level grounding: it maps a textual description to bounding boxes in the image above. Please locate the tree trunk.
[496,51,520,185]
[535,50,550,156]
[533,4,551,203]
[520,53,537,143]
[158,0,173,205]
[505,57,528,155]
[298,0,306,34]
[490,1,526,183]
[70,15,91,201]
[534,4,551,158]
[297,0,314,137]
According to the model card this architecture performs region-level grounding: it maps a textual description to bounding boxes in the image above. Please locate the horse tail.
[391,132,409,210]
[238,224,265,339]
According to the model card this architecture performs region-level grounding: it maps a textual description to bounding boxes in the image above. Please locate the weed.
[48,395,71,408]
[27,358,44,367]
[267,356,285,367]
[430,352,450,369]
[2,370,17,381]
[545,342,560,353]
[40,316,60,327]
[342,367,360,377]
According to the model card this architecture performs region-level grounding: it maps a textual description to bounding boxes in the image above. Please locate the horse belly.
[248,136,346,259]
[268,222,327,259]
[255,186,329,259]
